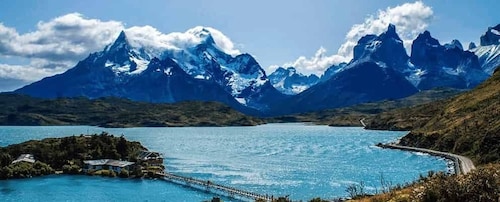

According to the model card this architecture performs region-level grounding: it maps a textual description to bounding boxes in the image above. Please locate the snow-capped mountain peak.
[269,67,319,95]
[379,23,402,42]
[186,26,217,44]
[352,24,409,72]
[101,31,150,75]
[105,31,129,52]
[98,26,278,109]
[411,30,488,89]
[480,24,500,46]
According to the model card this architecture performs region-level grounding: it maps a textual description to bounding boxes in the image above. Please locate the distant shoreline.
[376,143,475,175]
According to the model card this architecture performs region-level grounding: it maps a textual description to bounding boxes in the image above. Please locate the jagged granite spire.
[480,24,500,46]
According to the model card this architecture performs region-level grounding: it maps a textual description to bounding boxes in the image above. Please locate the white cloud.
[0,13,243,87]
[338,1,433,58]
[0,13,124,61]
[272,1,433,76]
[124,25,241,56]
[200,27,241,56]
[281,47,347,76]
[0,62,66,82]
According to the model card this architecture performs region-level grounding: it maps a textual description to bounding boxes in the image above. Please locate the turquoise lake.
[0,123,448,201]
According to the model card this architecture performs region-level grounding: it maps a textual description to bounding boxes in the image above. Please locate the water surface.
[0,124,447,201]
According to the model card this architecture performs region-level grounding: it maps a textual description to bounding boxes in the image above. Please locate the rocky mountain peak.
[468,42,477,50]
[444,39,464,51]
[480,24,500,46]
[352,24,408,72]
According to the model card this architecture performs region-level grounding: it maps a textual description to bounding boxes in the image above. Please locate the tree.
[0,153,12,167]
[119,169,129,178]
[116,135,129,159]
[0,166,13,179]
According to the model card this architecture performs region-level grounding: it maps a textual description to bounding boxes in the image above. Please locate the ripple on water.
[0,124,448,201]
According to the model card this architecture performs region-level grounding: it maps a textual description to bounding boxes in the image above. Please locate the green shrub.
[119,169,129,178]
[86,169,96,176]
[0,166,13,179]
[412,164,500,201]
[62,164,80,174]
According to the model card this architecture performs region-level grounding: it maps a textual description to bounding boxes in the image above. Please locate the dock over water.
[156,172,274,201]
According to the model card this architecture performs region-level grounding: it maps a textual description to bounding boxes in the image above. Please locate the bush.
[62,164,80,174]
[119,169,129,178]
[309,198,329,202]
[86,169,96,176]
[0,153,12,167]
[0,166,13,179]
[95,170,116,177]
[131,166,144,178]
[32,161,54,175]
[107,170,116,177]
[412,164,500,202]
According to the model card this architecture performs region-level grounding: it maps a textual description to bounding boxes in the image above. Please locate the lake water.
[0,124,448,201]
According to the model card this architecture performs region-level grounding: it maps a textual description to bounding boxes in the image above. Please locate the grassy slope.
[348,69,500,201]
[367,69,500,164]
[349,163,500,202]
[0,94,265,127]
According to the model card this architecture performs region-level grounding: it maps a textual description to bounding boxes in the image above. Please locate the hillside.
[366,68,500,164]
[270,88,462,126]
[0,94,264,127]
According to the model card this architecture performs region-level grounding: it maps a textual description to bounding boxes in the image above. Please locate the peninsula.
[0,133,156,179]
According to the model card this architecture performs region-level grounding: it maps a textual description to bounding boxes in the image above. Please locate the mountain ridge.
[0,93,264,127]
[13,24,500,116]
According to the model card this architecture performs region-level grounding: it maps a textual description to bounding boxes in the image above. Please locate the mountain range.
[14,24,500,116]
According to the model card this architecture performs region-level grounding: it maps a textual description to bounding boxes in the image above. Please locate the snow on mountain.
[319,62,347,82]
[15,27,284,113]
[268,67,319,95]
[102,31,151,75]
[13,23,500,116]
[471,24,500,75]
[472,44,500,75]
[480,24,500,46]
[104,27,271,103]
[155,27,281,109]
[268,24,418,115]
[410,31,488,90]
[351,24,410,73]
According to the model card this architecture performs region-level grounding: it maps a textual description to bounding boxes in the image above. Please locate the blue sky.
[0,0,499,91]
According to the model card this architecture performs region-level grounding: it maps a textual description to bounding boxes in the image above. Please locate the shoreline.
[376,143,475,175]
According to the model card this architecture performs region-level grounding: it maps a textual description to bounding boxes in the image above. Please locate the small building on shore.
[12,154,36,164]
[137,151,163,167]
[83,159,135,173]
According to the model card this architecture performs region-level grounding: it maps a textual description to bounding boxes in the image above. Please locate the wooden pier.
[156,172,274,201]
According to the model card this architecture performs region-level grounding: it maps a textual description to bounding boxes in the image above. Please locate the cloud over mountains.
[0,13,240,90]
[275,1,434,76]
[0,1,434,91]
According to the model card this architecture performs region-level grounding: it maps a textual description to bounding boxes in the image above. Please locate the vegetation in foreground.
[0,94,264,127]
[349,68,500,202]
[366,68,500,165]
[348,164,500,202]
[0,133,145,179]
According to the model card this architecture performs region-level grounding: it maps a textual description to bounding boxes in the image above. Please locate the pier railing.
[156,172,274,201]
